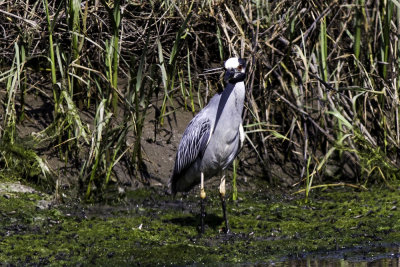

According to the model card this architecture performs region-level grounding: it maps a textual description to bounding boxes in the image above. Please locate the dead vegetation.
[1,0,400,199]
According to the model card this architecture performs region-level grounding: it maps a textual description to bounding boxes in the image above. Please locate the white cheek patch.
[224,57,240,69]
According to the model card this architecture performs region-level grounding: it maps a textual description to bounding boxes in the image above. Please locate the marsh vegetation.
[1,0,400,264]
[0,182,399,265]
[2,0,400,195]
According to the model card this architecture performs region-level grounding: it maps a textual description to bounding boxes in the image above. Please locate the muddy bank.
[0,180,399,265]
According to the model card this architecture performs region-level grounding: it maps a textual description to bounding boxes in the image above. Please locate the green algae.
[0,183,399,265]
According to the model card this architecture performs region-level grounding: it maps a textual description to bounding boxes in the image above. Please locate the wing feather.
[169,117,211,194]
[173,118,211,175]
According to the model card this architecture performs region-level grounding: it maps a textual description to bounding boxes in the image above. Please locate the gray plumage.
[169,58,246,195]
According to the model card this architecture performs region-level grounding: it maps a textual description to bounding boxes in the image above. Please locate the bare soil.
[9,77,273,198]
[2,84,400,266]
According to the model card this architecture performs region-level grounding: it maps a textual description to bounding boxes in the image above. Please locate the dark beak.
[224,69,235,82]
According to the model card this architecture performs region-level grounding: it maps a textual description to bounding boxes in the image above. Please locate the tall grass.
[1,0,400,200]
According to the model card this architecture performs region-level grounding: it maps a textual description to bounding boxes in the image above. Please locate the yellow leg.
[200,172,206,234]
[219,174,226,197]
[200,172,206,199]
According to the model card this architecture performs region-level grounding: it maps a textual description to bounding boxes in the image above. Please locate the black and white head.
[224,57,246,83]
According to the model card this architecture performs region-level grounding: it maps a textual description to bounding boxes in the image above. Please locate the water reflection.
[274,246,400,267]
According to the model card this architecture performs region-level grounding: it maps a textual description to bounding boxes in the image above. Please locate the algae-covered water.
[281,245,400,266]
[0,181,399,265]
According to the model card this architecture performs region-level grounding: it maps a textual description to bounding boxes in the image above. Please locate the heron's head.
[224,57,246,83]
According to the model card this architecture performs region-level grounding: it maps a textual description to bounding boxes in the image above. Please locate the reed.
[130,35,153,181]
[1,0,399,200]
[232,158,238,201]
[3,43,20,145]
[159,4,193,126]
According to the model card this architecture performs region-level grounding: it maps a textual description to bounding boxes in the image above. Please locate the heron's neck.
[213,81,245,134]
[214,81,244,129]
[226,81,245,113]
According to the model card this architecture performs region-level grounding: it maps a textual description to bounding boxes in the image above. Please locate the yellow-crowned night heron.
[169,57,246,233]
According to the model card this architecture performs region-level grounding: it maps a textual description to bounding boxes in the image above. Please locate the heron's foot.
[219,227,236,238]
[220,216,230,234]
[219,226,230,234]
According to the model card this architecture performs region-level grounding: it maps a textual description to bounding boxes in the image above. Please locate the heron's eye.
[237,65,243,71]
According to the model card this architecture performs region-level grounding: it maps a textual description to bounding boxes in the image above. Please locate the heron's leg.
[219,174,230,233]
[200,172,206,234]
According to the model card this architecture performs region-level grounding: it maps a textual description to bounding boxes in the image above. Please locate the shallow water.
[1,184,399,265]
[276,245,400,267]
[279,257,399,267]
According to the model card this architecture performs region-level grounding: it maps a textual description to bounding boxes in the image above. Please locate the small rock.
[3,194,11,199]
[118,187,125,195]
[36,200,52,210]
